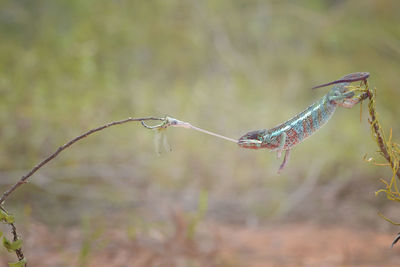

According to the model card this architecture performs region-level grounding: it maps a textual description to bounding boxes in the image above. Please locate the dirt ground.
[2,217,400,267]
[216,224,400,267]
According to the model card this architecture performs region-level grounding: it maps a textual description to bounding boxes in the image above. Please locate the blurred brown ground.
[3,218,399,267]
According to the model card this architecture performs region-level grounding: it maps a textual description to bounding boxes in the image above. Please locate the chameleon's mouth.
[237,137,263,149]
[238,129,265,148]
[237,139,246,146]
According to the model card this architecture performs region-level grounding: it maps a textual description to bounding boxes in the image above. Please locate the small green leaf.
[10,239,22,251]
[5,214,15,224]
[3,236,12,251]
[8,258,27,267]
[0,209,15,224]
[3,237,22,252]
[0,209,7,221]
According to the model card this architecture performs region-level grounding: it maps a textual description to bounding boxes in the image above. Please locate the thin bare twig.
[0,116,164,265]
[0,117,163,205]
[0,115,236,264]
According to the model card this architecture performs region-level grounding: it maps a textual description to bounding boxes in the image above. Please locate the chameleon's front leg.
[276,132,290,173]
[329,91,355,102]
[276,132,287,158]
[337,97,363,109]
[278,149,291,173]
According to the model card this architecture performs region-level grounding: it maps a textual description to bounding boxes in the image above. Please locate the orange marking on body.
[302,115,314,137]
[302,120,309,138]
[286,128,299,148]
[318,109,322,125]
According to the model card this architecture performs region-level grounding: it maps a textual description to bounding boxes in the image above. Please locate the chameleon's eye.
[263,134,271,142]
[330,90,340,97]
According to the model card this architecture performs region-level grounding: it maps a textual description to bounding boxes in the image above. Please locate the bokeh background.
[1,0,400,266]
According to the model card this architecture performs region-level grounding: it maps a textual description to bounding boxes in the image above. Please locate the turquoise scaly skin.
[237,83,345,151]
[237,72,369,171]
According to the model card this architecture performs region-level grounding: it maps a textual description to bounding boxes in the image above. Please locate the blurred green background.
[1,0,400,264]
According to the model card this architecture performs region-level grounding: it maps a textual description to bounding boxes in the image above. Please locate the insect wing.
[154,129,163,155]
[154,128,171,155]
[162,130,172,152]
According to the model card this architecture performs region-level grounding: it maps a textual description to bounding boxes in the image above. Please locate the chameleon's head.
[238,130,279,150]
[238,130,264,149]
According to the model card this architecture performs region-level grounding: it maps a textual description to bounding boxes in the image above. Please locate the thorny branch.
[10,222,24,261]
[361,85,400,247]
[366,88,400,181]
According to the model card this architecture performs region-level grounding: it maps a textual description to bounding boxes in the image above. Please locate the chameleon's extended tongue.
[167,117,238,143]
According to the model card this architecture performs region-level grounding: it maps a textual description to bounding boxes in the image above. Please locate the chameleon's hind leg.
[278,149,291,173]
[277,132,287,158]
[329,91,355,102]
[337,97,362,109]
[330,91,363,109]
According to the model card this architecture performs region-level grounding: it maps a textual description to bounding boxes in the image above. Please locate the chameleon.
[238,72,370,172]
